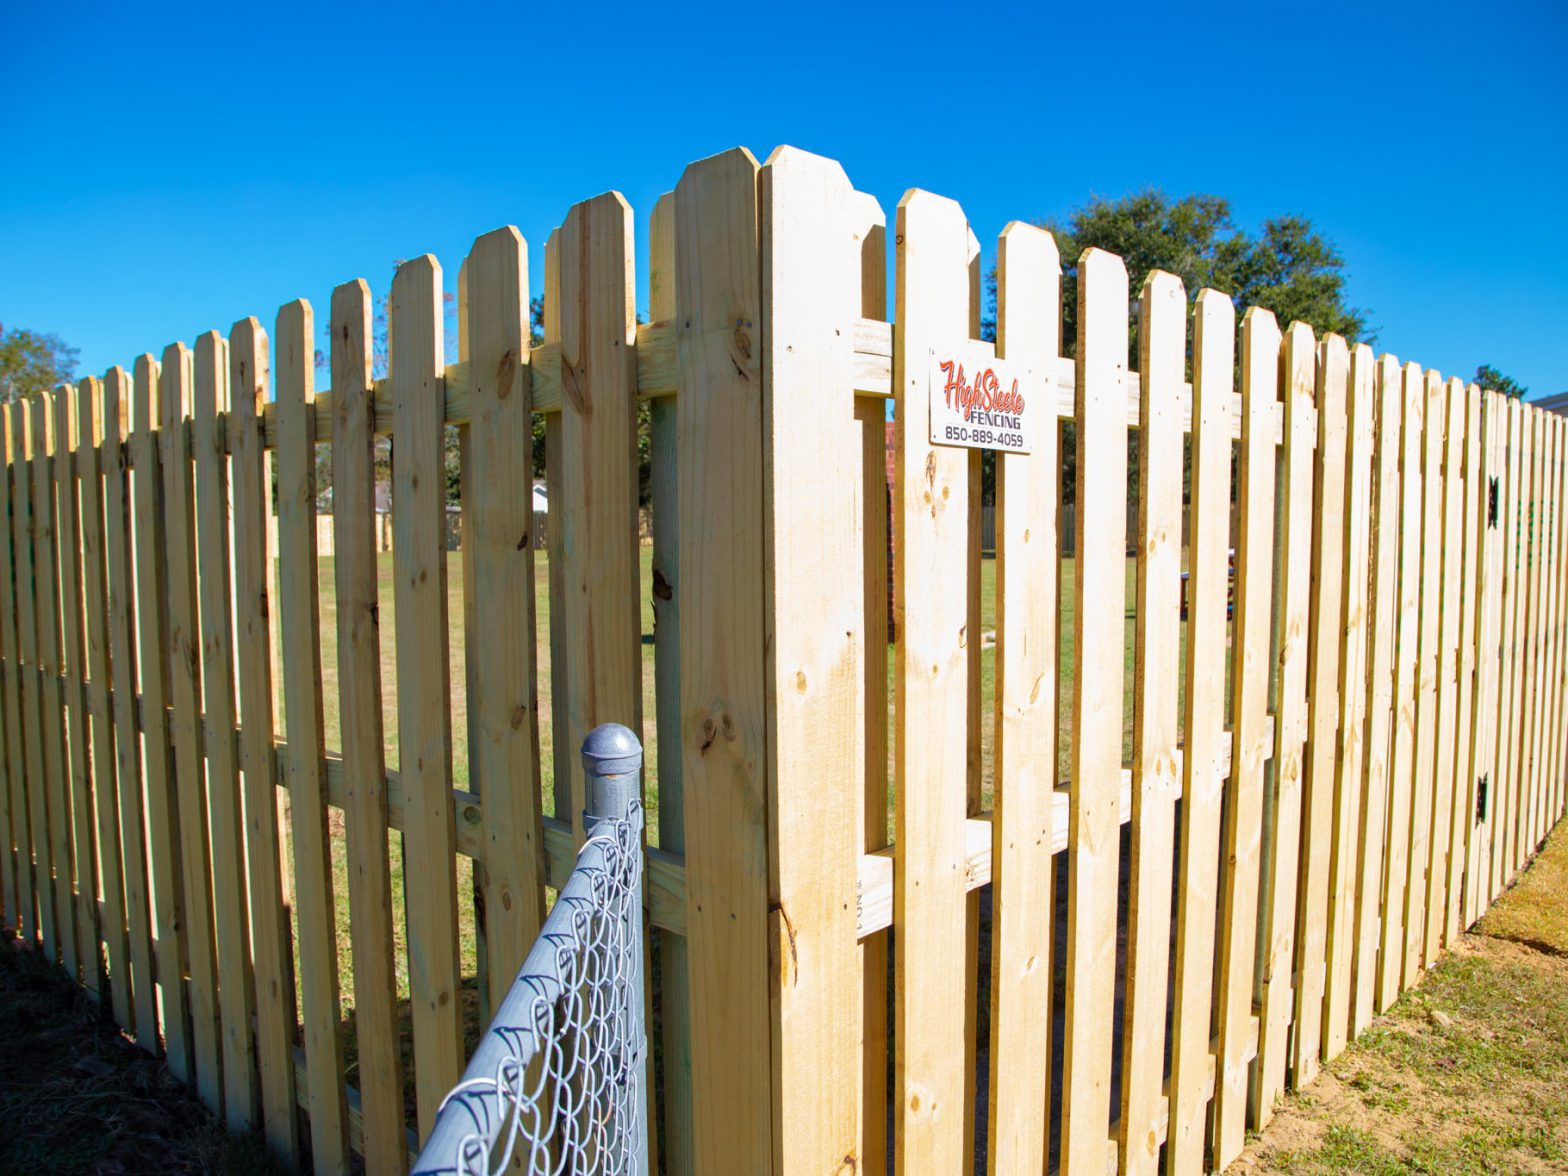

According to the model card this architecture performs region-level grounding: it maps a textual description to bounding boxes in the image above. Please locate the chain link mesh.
[413,802,646,1176]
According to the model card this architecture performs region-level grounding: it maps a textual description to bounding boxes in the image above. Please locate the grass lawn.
[1233,819,1568,1174]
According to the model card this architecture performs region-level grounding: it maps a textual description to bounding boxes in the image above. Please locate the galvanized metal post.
[580,722,649,1173]
[410,722,648,1175]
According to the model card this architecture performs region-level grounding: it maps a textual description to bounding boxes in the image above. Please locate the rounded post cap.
[581,722,642,777]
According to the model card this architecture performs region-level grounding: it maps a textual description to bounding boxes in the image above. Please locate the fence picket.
[132,353,191,1076]
[1459,387,1496,929]
[102,368,156,1046]
[1532,412,1551,846]
[0,406,34,943]
[1294,333,1349,1084]
[1427,377,1467,963]
[55,387,100,989]
[1378,364,1423,1007]
[1400,370,1445,985]
[1118,268,1183,1172]
[33,391,73,973]
[75,377,130,1026]
[987,221,1060,1176]
[1324,343,1374,1060]
[329,279,407,1172]
[758,144,865,1174]
[1060,247,1128,1176]
[1256,323,1314,1113]
[12,399,51,956]
[674,147,771,1173]
[193,332,257,1128]
[556,195,642,847]
[1352,355,1403,1033]
[160,343,223,1112]
[228,320,301,1159]
[276,300,350,1168]
[389,260,463,1143]
[1489,399,1519,901]
[1167,288,1234,1171]
[891,188,974,1175]
[1213,307,1280,1168]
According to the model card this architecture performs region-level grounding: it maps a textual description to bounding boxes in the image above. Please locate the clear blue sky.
[3,0,1564,397]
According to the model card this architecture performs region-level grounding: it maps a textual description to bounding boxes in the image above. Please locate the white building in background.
[1534,391,1568,416]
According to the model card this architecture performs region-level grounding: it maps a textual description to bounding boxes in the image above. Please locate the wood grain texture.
[892,188,973,1175]
[33,391,73,973]
[275,301,349,1169]
[389,259,463,1144]
[986,221,1059,1176]
[460,227,546,1009]
[1060,247,1127,1175]
[1427,377,1467,962]
[1167,288,1235,1171]
[759,144,865,1176]
[329,279,407,1173]
[1324,344,1374,1061]
[11,398,51,955]
[192,332,257,1128]
[1378,363,1424,1010]
[75,376,130,1027]
[54,386,100,990]
[101,368,157,1047]
[556,195,643,849]
[1401,369,1445,985]
[1120,267,1183,1174]
[675,147,772,1174]
[0,404,36,944]
[1255,322,1313,1115]
[160,345,222,1109]
[1294,333,1349,1085]
[131,353,190,1078]
[1462,389,1503,927]
[1353,356,1403,1033]
[1214,307,1280,1169]
[227,319,300,1159]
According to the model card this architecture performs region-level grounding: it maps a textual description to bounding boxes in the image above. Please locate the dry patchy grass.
[1233,819,1568,1175]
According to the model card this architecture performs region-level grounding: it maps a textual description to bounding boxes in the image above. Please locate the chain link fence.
[411,725,649,1176]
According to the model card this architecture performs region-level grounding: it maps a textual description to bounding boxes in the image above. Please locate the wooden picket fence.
[0,144,1564,1176]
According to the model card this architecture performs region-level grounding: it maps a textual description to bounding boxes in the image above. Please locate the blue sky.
[3,0,1564,397]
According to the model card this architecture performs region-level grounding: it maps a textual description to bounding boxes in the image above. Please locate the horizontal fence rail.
[0,143,1563,1176]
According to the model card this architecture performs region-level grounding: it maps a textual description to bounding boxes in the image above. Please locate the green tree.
[1475,364,1527,400]
[0,323,79,403]
[1001,189,1373,352]
[981,190,1374,507]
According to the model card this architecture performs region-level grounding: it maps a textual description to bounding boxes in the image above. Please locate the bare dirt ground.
[1230,820,1568,1175]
